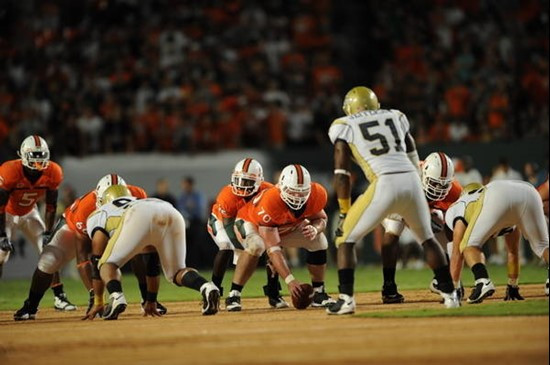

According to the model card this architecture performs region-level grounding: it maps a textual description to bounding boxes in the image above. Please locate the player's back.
[328,109,416,181]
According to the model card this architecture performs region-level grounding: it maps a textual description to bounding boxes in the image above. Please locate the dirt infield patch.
[0,285,548,365]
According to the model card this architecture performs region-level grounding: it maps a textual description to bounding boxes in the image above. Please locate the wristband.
[338,198,351,214]
[146,291,158,303]
[334,169,351,177]
[284,274,295,284]
[94,295,104,306]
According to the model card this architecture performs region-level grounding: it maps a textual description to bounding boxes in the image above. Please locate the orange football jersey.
[64,184,147,236]
[430,180,462,212]
[237,182,327,233]
[211,181,274,220]
[0,159,63,216]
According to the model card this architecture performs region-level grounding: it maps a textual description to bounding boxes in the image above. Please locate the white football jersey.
[328,109,416,182]
[445,187,484,230]
[86,196,140,239]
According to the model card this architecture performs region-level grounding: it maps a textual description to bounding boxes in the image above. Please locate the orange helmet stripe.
[111,174,118,185]
[33,135,41,147]
[437,152,448,179]
[294,164,304,184]
[242,158,252,172]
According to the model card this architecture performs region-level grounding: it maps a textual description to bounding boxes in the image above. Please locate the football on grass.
[292,283,314,310]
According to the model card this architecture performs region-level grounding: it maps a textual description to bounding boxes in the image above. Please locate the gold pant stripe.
[336,179,378,247]
[98,216,126,266]
[460,192,485,252]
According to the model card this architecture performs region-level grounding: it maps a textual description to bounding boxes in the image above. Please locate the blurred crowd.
[0,0,548,162]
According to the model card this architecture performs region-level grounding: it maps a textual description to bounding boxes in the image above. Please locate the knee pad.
[142,252,161,277]
[37,246,64,274]
[244,233,265,257]
[306,250,327,265]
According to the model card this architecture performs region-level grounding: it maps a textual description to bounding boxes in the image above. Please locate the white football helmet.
[231,158,264,197]
[422,152,454,201]
[95,174,127,208]
[278,164,311,210]
[18,135,50,171]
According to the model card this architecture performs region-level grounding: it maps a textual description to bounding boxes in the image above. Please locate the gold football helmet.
[101,185,132,205]
[342,86,380,116]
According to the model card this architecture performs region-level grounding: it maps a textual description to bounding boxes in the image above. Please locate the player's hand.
[287,279,304,299]
[430,209,444,233]
[302,225,318,240]
[335,213,346,237]
[0,235,14,253]
[42,231,52,247]
[81,304,104,320]
[142,301,162,317]
[504,284,524,301]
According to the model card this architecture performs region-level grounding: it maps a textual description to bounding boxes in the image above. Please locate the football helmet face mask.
[342,86,380,116]
[18,135,50,171]
[231,158,264,197]
[278,164,311,210]
[101,185,132,206]
[422,152,455,201]
[95,174,127,208]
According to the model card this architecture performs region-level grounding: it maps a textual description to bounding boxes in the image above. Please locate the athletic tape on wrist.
[284,274,295,284]
[334,169,351,176]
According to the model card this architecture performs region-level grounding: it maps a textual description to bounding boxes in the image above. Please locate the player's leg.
[162,206,219,315]
[225,220,265,311]
[517,186,549,295]
[400,174,458,308]
[14,223,77,320]
[380,216,405,303]
[207,214,236,296]
[328,178,393,315]
[20,211,77,311]
[0,214,16,279]
[503,228,524,300]
[263,256,288,309]
[130,252,168,315]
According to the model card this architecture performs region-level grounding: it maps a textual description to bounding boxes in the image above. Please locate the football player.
[208,158,287,308]
[0,135,76,312]
[446,181,549,303]
[327,87,459,315]
[380,151,463,303]
[13,174,167,320]
[225,164,335,311]
[83,185,219,320]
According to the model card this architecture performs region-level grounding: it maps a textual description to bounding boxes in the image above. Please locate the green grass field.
[0,264,547,311]
[357,299,549,318]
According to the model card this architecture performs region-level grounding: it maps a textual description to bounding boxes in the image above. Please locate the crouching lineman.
[446,180,549,303]
[208,158,287,309]
[225,164,335,311]
[14,174,167,320]
[84,185,219,320]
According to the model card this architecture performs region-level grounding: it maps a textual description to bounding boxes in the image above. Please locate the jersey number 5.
[359,118,403,156]
[20,192,39,207]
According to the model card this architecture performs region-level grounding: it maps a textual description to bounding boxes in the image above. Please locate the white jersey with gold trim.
[86,196,138,239]
[328,109,416,182]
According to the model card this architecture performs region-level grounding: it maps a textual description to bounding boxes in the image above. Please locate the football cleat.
[103,292,127,320]
[504,285,524,301]
[14,300,38,321]
[382,283,405,304]
[141,301,168,315]
[440,290,461,308]
[225,290,242,312]
[467,278,495,304]
[54,293,77,311]
[268,295,289,309]
[311,290,336,307]
[201,283,220,315]
[326,294,356,315]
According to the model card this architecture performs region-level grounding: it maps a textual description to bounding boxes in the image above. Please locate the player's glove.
[504,284,524,301]
[430,209,444,233]
[42,231,52,247]
[335,213,346,238]
[0,235,14,253]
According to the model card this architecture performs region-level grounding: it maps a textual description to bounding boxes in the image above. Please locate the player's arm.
[404,133,421,174]
[43,189,58,245]
[450,220,466,285]
[0,189,13,252]
[83,229,109,320]
[504,228,521,283]
[260,226,304,298]
[302,210,328,240]
[333,140,352,214]
[75,232,93,291]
